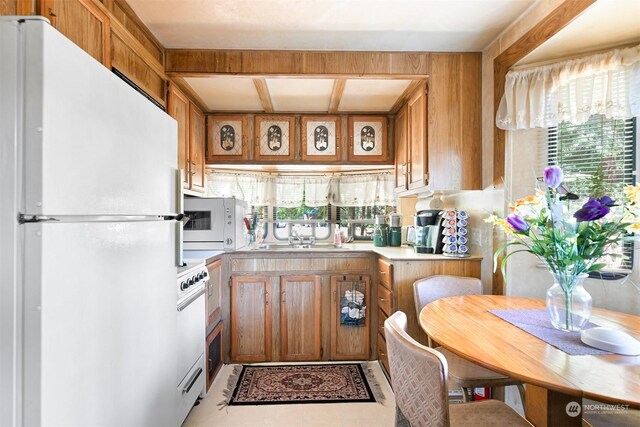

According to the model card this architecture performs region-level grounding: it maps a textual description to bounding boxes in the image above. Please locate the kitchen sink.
[256,243,339,250]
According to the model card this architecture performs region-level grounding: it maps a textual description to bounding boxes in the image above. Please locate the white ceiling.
[518,0,640,65]
[184,76,415,112]
[127,0,536,51]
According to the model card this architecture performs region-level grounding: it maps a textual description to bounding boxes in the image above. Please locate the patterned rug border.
[226,363,381,407]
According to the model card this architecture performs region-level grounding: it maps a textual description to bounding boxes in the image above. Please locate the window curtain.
[206,171,396,207]
[330,173,396,207]
[304,175,332,207]
[496,44,640,130]
[275,176,305,208]
[206,172,275,206]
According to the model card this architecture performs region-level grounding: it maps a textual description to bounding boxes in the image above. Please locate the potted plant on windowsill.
[486,166,640,332]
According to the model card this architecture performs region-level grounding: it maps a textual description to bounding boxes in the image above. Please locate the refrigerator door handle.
[177,169,184,215]
[176,169,185,267]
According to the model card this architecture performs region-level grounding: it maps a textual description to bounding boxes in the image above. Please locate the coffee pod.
[447,244,458,252]
[458,211,469,219]
[457,236,468,245]
[457,228,468,236]
[458,219,468,227]
[458,245,469,253]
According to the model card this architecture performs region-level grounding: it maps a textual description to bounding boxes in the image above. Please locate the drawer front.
[377,333,390,374]
[377,283,392,316]
[378,308,389,340]
[377,258,393,289]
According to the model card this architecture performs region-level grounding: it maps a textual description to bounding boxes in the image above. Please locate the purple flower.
[506,214,529,232]
[598,196,616,207]
[544,166,564,189]
[574,198,610,222]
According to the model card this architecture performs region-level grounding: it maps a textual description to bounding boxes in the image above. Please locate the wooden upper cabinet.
[407,85,428,190]
[280,276,321,361]
[41,0,111,68]
[427,53,482,191]
[347,116,389,163]
[301,116,341,162]
[189,103,206,193]
[110,32,166,107]
[230,276,272,362]
[206,115,249,162]
[254,115,296,162]
[167,83,190,188]
[330,275,370,360]
[394,106,408,192]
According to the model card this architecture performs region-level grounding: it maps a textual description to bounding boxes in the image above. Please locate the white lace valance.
[496,44,640,130]
[206,173,275,206]
[206,171,396,207]
[330,173,396,207]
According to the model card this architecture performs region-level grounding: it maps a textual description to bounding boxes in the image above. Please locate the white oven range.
[176,261,207,424]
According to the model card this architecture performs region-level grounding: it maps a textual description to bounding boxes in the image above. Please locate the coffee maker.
[412,210,445,254]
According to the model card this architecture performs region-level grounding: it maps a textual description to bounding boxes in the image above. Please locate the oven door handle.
[177,287,205,312]
[182,367,203,394]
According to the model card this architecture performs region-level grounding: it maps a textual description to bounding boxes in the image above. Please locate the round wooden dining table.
[419,295,640,427]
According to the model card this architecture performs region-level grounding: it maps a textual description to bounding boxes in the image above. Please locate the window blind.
[548,115,637,271]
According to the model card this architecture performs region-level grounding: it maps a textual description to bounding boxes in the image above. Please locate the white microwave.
[183,197,248,250]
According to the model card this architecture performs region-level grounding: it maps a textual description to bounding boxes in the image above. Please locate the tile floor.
[183,362,396,427]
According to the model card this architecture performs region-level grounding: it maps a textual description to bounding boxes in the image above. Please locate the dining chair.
[413,275,526,406]
[384,311,532,427]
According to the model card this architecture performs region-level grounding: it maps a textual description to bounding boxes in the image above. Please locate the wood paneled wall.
[166,50,430,78]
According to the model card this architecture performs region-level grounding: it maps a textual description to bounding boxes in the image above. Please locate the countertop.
[183,250,224,265]
[187,243,481,262]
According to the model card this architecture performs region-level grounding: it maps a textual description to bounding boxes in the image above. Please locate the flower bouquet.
[486,166,640,331]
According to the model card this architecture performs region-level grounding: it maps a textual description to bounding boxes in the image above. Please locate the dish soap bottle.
[334,225,343,248]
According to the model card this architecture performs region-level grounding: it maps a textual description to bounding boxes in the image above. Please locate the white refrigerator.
[1,17,181,426]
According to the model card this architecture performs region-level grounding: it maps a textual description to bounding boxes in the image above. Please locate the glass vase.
[245,231,256,250]
[545,271,592,332]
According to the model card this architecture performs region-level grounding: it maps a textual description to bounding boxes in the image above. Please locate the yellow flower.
[624,185,640,205]
[508,190,545,216]
[627,223,640,234]
[484,215,498,224]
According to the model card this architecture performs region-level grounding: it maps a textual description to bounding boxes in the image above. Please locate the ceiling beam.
[389,79,426,114]
[253,78,274,113]
[328,79,346,113]
[166,50,430,78]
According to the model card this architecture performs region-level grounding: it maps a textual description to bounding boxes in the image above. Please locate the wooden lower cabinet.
[206,259,222,327]
[230,276,271,362]
[330,275,371,360]
[280,275,321,361]
[205,322,223,392]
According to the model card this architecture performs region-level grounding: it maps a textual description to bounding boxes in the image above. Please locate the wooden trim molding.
[253,78,274,113]
[492,0,597,186]
[390,79,426,114]
[491,0,597,296]
[328,79,346,113]
[166,50,430,77]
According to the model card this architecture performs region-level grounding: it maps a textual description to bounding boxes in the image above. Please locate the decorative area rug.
[225,363,382,406]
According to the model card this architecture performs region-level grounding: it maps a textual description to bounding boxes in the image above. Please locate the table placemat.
[489,309,611,355]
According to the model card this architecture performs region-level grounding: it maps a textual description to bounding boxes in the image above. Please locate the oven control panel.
[177,261,208,301]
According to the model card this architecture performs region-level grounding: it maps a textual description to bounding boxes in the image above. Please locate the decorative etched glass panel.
[306,121,336,156]
[258,120,290,156]
[353,121,382,156]
[212,120,243,156]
